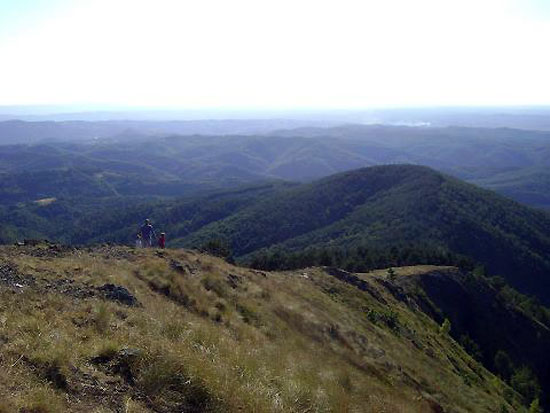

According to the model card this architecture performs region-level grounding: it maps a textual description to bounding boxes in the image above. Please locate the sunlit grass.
[0,246,521,412]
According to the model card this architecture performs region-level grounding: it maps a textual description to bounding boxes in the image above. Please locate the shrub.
[459,334,483,360]
[529,398,542,413]
[94,302,111,334]
[366,309,399,331]
[510,366,540,402]
[494,350,513,381]
[439,318,451,335]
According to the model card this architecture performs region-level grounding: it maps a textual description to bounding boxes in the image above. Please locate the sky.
[0,0,549,109]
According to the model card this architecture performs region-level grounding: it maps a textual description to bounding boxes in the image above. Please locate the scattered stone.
[227,273,242,289]
[0,264,36,289]
[325,267,387,304]
[376,278,408,302]
[170,260,186,273]
[92,347,143,384]
[97,284,139,306]
[170,259,197,275]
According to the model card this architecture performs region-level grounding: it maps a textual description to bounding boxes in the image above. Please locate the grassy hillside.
[0,243,528,412]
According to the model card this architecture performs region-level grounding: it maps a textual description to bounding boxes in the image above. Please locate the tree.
[510,366,540,403]
[494,350,514,381]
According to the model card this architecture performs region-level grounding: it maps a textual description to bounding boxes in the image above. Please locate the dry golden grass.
[360,265,457,278]
[0,245,521,412]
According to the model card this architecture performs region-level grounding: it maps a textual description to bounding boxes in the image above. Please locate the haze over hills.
[3,106,550,131]
[0,118,339,145]
[1,122,550,208]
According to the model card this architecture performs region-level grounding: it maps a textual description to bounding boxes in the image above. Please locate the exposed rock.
[376,278,408,303]
[0,264,36,289]
[325,267,387,304]
[44,278,96,299]
[227,273,242,289]
[92,347,143,384]
[170,259,198,276]
[97,284,139,306]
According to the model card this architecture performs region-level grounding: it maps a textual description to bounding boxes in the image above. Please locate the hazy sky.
[1,0,549,108]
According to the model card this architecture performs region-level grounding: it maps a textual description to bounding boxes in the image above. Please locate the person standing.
[158,232,166,249]
[140,219,156,248]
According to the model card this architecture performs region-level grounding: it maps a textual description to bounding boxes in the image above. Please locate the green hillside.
[3,165,549,307]
[472,166,550,209]
[176,165,550,303]
[0,244,533,412]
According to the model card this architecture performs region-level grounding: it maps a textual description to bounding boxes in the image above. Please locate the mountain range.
[1,122,549,208]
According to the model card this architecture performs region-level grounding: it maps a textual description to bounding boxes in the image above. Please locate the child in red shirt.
[158,232,166,249]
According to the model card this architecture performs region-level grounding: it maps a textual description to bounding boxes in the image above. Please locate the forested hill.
[177,165,550,303]
[2,164,550,304]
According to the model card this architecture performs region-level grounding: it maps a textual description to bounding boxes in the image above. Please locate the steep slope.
[391,267,550,409]
[0,244,525,412]
[178,165,550,302]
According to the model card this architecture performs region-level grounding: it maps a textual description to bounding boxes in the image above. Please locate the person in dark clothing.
[158,232,166,249]
[140,219,156,247]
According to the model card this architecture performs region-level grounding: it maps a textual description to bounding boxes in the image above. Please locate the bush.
[529,398,543,413]
[459,334,483,361]
[510,366,540,402]
[494,350,513,381]
[366,308,399,331]
[439,318,451,335]
[94,302,111,334]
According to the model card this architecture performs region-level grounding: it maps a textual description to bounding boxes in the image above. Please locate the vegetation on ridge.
[0,244,526,412]
[2,164,549,307]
